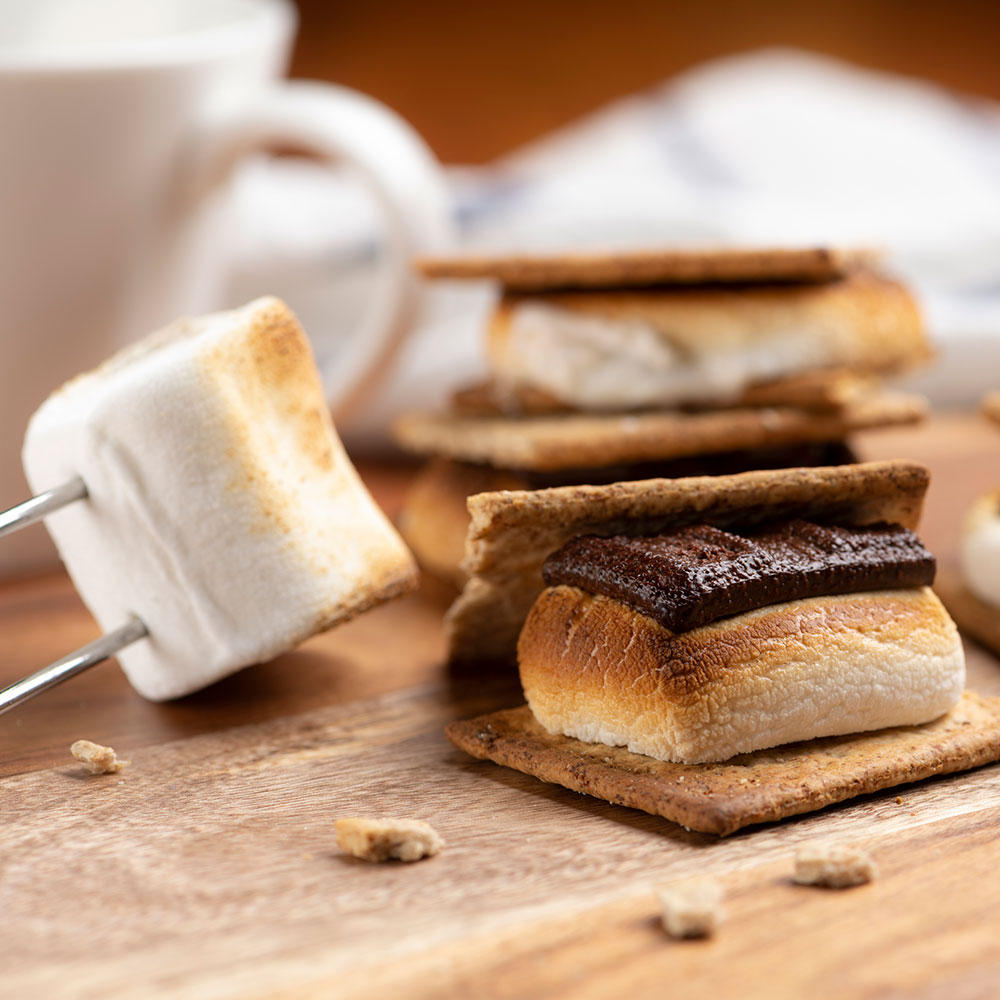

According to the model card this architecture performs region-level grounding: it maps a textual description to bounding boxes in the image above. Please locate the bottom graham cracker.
[445,692,1000,836]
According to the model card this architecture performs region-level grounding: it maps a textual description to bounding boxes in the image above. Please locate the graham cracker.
[936,569,1000,659]
[736,369,880,412]
[445,460,929,663]
[395,392,926,472]
[416,246,880,291]
[451,379,571,417]
[451,370,878,418]
[982,391,1000,427]
[445,692,1000,836]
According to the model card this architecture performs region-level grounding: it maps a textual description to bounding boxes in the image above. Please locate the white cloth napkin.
[229,48,1000,447]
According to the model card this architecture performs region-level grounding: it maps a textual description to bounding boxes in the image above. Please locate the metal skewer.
[0,476,87,540]
[0,479,150,714]
[0,616,148,716]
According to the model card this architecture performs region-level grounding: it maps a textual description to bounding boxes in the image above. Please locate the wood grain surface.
[1,414,999,998]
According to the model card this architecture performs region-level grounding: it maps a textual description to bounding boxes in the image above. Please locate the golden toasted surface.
[416,246,880,290]
[209,298,419,633]
[519,586,964,763]
[445,460,930,663]
[445,691,1000,836]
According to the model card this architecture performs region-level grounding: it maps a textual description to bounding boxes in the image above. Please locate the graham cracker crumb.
[335,817,444,863]
[658,879,724,939]
[70,739,128,775]
[793,841,877,888]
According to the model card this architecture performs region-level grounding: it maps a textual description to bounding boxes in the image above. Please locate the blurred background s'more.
[238,0,1000,446]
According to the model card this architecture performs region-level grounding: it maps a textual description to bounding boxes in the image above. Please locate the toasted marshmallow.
[520,587,965,764]
[486,272,925,412]
[961,489,1000,609]
[23,298,417,700]
[495,301,834,410]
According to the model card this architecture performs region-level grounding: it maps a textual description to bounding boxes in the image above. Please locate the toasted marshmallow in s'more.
[397,247,931,587]
[486,270,923,412]
[23,297,417,700]
[522,527,961,764]
[514,463,963,763]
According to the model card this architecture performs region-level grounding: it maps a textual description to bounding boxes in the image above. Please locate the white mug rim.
[0,0,296,73]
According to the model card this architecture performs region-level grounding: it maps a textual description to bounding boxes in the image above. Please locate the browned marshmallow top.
[541,520,935,634]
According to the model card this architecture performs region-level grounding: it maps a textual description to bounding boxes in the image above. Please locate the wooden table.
[2,414,999,999]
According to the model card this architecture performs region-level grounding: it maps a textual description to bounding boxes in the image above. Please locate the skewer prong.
[0,477,87,540]
[0,478,151,715]
[0,616,148,716]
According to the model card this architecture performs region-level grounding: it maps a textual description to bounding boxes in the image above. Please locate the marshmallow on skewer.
[22,297,417,700]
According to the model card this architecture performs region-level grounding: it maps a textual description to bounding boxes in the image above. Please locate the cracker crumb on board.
[658,879,724,939]
[335,817,444,863]
[793,840,877,888]
[70,740,128,775]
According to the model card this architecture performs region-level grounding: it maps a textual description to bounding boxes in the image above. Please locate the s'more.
[937,392,1000,658]
[396,247,930,586]
[446,462,1000,835]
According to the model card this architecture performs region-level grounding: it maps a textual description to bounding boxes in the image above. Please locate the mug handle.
[184,81,455,421]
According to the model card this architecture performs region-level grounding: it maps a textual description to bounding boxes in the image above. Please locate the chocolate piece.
[542,520,935,634]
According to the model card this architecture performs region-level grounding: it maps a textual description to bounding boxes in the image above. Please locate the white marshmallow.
[961,489,1000,609]
[23,297,416,700]
[498,301,838,410]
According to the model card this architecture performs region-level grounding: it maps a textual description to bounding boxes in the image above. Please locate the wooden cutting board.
[2,415,999,999]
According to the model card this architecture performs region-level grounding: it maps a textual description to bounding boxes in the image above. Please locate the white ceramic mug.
[0,0,454,577]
